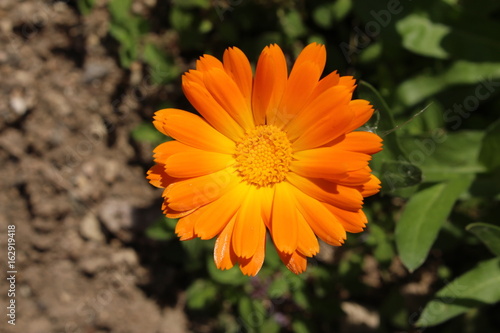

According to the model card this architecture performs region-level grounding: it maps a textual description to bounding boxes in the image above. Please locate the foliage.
[101,0,500,331]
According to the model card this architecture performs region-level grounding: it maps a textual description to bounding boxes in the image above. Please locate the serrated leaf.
[396,175,474,271]
[417,257,500,327]
[479,118,500,172]
[466,222,500,257]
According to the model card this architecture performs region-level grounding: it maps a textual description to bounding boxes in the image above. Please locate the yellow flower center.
[234,125,292,187]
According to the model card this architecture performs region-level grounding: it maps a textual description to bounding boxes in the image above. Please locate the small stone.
[99,200,133,234]
[79,213,106,243]
[9,89,28,115]
[111,248,139,267]
[79,257,108,275]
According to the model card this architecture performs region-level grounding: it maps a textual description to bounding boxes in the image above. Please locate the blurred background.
[1,0,500,332]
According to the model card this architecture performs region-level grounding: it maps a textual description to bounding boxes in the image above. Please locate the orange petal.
[271,182,298,254]
[271,61,321,128]
[252,44,288,126]
[336,167,372,186]
[175,214,197,240]
[296,211,319,257]
[214,216,238,270]
[153,140,198,164]
[232,188,265,259]
[258,185,274,230]
[286,86,351,143]
[286,173,363,211]
[291,185,347,246]
[324,204,367,233]
[292,43,326,75]
[238,224,266,276]
[147,163,169,188]
[278,250,308,274]
[182,74,245,141]
[345,99,375,133]
[359,174,381,197]
[165,168,238,212]
[338,76,357,93]
[153,109,235,154]
[203,68,255,131]
[223,47,253,108]
[196,54,224,72]
[193,184,250,239]
[333,131,383,154]
[166,207,196,219]
[166,151,234,178]
[306,70,340,103]
[291,148,371,180]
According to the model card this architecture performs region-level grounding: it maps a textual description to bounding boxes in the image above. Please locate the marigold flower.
[147,43,382,276]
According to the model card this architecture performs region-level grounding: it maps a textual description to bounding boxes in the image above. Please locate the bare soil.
[0,1,189,332]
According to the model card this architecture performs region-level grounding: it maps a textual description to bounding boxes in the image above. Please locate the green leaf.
[396,61,500,108]
[396,14,450,59]
[279,9,306,39]
[399,131,485,182]
[186,279,218,309]
[145,217,176,241]
[466,222,500,257]
[367,223,395,264]
[77,0,95,15]
[169,7,194,31]
[331,0,352,21]
[143,43,180,84]
[238,297,266,332]
[172,0,210,8]
[416,257,500,327]
[207,257,248,285]
[131,122,168,144]
[292,320,311,333]
[395,175,474,271]
[108,0,133,22]
[312,4,333,28]
[267,277,289,298]
[479,118,500,172]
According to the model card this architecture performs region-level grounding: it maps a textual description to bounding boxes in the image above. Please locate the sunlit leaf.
[399,131,485,182]
[396,61,500,107]
[396,175,474,272]
[417,257,500,327]
[396,14,450,59]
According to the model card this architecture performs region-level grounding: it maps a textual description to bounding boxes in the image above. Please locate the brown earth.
[0,1,190,332]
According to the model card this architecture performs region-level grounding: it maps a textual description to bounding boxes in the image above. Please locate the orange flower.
[147,43,382,276]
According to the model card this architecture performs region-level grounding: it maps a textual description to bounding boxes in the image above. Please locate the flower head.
[147,43,382,276]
